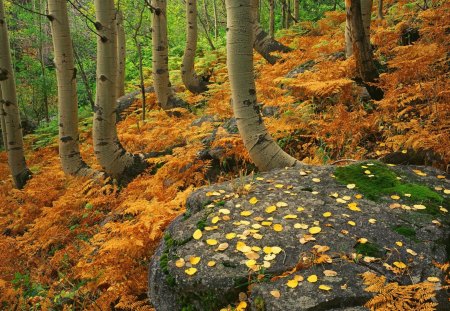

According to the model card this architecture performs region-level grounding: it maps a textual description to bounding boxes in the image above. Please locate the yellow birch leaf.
[226,233,236,239]
[273,224,283,232]
[265,206,277,213]
[347,184,356,189]
[393,261,407,269]
[206,239,218,245]
[241,210,253,216]
[270,290,281,298]
[175,258,185,268]
[347,221,356,226]
[245,259,256,268]
[287,279,298,288]
[323,212,332,217]
[189,256,201,265]
[207,261,216,267]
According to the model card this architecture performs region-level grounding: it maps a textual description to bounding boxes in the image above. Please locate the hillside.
[0,1,449,310]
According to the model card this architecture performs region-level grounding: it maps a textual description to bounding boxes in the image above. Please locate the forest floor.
[0,1,449,310]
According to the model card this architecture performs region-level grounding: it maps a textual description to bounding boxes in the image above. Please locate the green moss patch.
[334,161,447,216]
[354,242,384,258]
[392,225,417,240]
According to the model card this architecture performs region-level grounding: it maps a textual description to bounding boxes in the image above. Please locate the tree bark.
[345,0,372,58]
[377,0,383,19]
[294,0,300,22]
[269,0,275,38]
[151,0,181,109]
[251,0,291,65]
[0,87,7,149]
[0,0,31,189]
[347,0,383,100]
[226,0,298,171]
[48,0,97,177]
[93,0,147,180]
[182,0,208,94]
[213,0,218,39]
[116,10,126,99]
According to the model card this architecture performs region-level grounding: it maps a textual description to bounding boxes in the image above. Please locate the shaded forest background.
[0,0,449,310]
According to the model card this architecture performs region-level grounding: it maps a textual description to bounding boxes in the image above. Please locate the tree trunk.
[182,0,208,94]
[48,0,98,177]
[93,0,147,180]
[226,0,298,171]
[151,0,181,109]
[347,0,383,100]
[377,0,383,19]
[253,21,292,65]
[213,0,218,39]
[345,0,372,58]
[269,0,275,38]
[116,10,126,99]
[0,0,31,189]
[294,0,299,22]
[0,87,7,149]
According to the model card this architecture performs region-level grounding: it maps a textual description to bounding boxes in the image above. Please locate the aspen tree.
[116,10,126,99]
[294,0,300,22]
[0,0,31,189]
[181,0,208,94]
[48,0,97,177]
[93,0,147,180]
[151,0,181,109]
[252,0,291,65]
[226,0,298,171]
[0,87,7,149]
[347,0,383,100]
[345,0,372,58]
[377,0,384,20]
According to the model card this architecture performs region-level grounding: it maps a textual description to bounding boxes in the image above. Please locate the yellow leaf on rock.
[393,261,407,269]
[275,184,284,188]
[294,275,304,281]
[185,268,197,275]
[440,207,448,213]
[307,275,318,283]
[263,246,272,254]
[211,216,220,224]
[323,212,332,217]
[219,208,230,215]
[216,243,229,251]
[272,246,282,254]
[245,259,256,268]
[413,204,426,210]
[265,206,277,213]
[241,210,253,216]
[395,241,403,247]
[249,197,258,204]
[276,202,288,207]
[270,290,281,298]
[283,214,298,219]
[319,284,332,291]
[193,229,202,240]
[189,256,201,265]
[347,202,361,212]
[347,184,356,189]
[244,184,252,191]
[436,175,445,179]
[312,178,321,183]
[206,239,218,245]
[175,258,185,268]
[368,218,377,224]
[226,233,236,239]
[358,238,368,244]
[323,270,337,277]
[287,279,298,288]
[309,227,321,234]
[426,277,440,282]
[297,207,305,211]
[406,248,417,256]
[273,224,283,232]
[348,221,356,226]
[207,261,216,267]
[391,195,400,200]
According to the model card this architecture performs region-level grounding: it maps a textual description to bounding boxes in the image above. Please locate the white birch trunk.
[226,0,298,171]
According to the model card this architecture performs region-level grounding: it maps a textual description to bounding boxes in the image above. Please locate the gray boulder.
[148,162,449,310]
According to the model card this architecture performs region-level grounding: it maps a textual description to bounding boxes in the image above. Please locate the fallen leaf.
[189,256,201,265]
[323,270,337,277]
[347,221,356,226]
[241,210,253,216]
[216,243,229,251]
[319,284,332,291]
[175,258,185,268]
[436,175,445,179]
[249,197,258,204]
[185,267,197,275]
[347,202,361,212]
[283,214,298,219]
[323,212,332,217]
[270,290,281,298]
[390,195,400,200]
[275,184,284,188]
[426,277,440,283]
[245,259,257,268]
[358,238,368,244]
[406,248,417,256]
[265,205,277,213]
[393,261,407,269]
[368,218,377,224]
[309,227,322,234]
[193,229,202,240]
[272,246,282,254]
[276,202,288,207]
[413,204,426,210]
[226,233,236,239]
[273,224,283,232]
[347,184,356,189]
[307,275,318,283]
[206,261,216,267]
[312,178,321,183]
[395,241,403,247]
[206,239,218,246]
[287,279,298,288]
[219,208,230,215]
[294,275,304,281]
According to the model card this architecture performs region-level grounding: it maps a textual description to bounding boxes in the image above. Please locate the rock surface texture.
[148,162,449,311]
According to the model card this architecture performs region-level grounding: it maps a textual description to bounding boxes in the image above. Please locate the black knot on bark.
[99,74,107,82]
[100,36,108,43]
[94,21,103,30]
